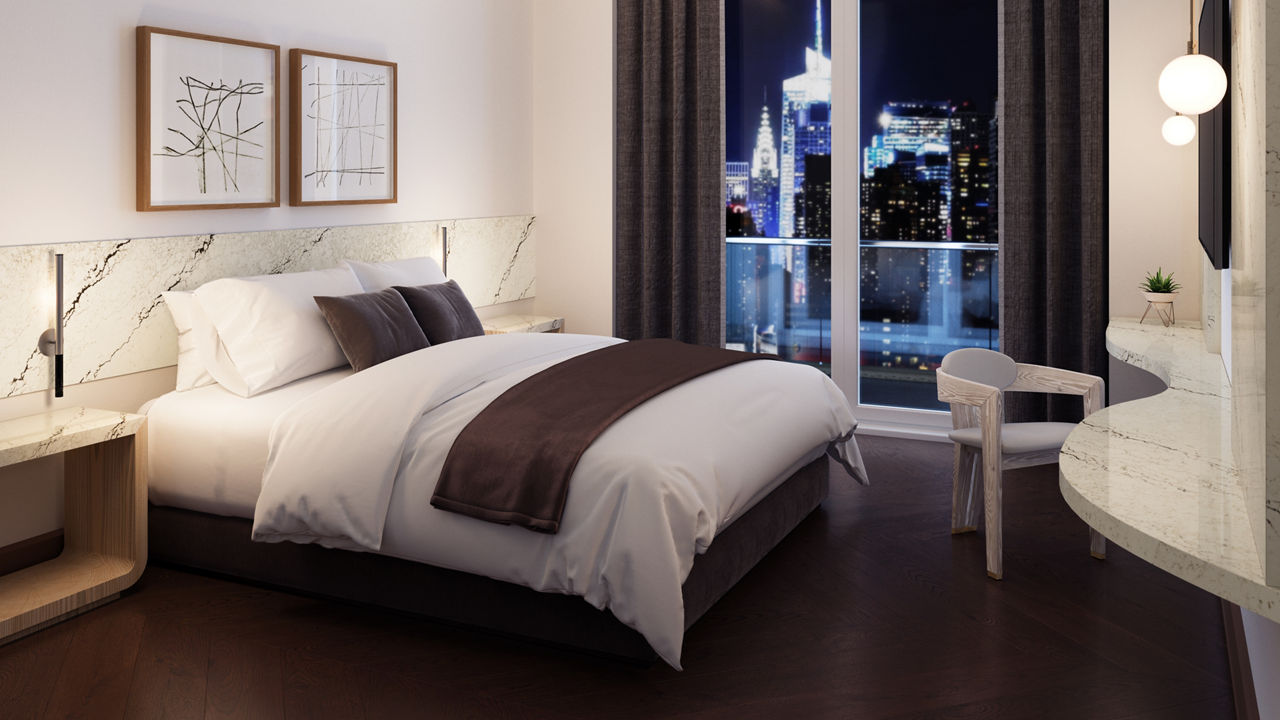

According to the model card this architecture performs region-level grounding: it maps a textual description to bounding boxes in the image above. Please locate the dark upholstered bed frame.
[148,456,829,663]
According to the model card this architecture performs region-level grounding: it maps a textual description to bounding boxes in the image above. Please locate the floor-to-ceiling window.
[725,0,832,372]
[726,0,997,417]
[857,0,999,411]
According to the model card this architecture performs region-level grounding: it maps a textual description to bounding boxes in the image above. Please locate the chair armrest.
[936,369,1000,407]
[1007,363,1103,396]
[1007,363,1105,417]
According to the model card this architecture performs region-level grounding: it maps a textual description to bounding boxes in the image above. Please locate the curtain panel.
[614,0,725,346]
[1000,0,1109,422]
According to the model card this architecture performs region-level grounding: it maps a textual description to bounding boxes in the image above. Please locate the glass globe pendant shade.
[1162,114,1196,146]
[1158,53,1228,115]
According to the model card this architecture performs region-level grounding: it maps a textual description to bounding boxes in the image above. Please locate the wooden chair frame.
[936,362,1106,580]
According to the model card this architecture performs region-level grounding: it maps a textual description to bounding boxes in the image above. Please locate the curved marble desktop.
[1059,319,1280,622]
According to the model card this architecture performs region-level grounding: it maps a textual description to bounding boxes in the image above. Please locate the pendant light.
[1161,114,1197,146]
[1158,0,1227,115]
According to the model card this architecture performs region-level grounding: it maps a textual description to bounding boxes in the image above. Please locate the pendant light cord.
[1188,0,1195,54]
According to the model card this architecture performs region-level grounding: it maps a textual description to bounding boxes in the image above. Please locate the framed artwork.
[136,27,279,211]
[290,49,397,206]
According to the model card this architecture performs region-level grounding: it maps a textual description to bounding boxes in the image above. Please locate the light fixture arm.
[1188,0,1196,53]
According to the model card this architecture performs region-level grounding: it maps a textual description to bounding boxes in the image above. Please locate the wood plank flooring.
[0,436,1232,719]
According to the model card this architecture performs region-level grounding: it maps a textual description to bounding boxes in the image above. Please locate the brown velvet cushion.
[314,287,429,372]
[393,281,486,344]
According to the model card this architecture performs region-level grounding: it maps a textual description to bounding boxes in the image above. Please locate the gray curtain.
[1001,0,1108,422]
[614,0,724,346]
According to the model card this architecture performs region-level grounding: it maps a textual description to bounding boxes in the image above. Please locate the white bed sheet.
[144,368,352,518]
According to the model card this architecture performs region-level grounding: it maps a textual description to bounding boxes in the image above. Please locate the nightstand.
[0,407,147,643]
[482,314,565,335]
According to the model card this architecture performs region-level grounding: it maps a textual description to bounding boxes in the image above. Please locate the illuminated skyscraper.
[779,0,831,238]
[880,101,951,154]
[949,102,994,243]
[869,101,953,235]
[726,161,750,205]
[749,104,780,237]
[862,135,895,179]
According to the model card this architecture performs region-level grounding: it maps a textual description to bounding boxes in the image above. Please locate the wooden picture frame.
[136,27,280,211]
[290,49,398,206]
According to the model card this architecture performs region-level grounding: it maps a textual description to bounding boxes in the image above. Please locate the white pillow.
[343,257,446,291]
[161,292,216,391]
[193,266,364,396]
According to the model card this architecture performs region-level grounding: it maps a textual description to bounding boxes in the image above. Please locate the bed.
[144,259,866,669]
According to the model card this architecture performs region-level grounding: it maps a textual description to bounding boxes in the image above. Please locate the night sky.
[725,0,998,164]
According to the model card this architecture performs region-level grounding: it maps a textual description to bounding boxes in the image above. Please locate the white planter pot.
[1140,292,1178,326]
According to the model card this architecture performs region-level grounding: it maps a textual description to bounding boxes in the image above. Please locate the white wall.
[0,0,533,249]
[1109,0,1203,322]
[0,0,537,547]
[530,0,614,335]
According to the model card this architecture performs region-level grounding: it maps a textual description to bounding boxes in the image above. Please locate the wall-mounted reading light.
[37,253,64,398]
[441,226,450,276]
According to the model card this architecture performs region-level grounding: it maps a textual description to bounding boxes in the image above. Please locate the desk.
[1059,319,1279,621]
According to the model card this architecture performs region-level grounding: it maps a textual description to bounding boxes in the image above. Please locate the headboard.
[0,215,535,398]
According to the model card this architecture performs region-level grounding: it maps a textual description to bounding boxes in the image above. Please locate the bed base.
[147,457,829,664]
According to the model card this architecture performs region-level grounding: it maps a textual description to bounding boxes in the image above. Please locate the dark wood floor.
[0,436,1233,719]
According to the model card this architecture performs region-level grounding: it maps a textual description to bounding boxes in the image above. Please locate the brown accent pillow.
[393,281,486,345]
[314,287,429,372]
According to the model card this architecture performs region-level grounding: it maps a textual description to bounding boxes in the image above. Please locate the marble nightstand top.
[1059,319,1280,623]
[0,407,145,469]
[482,314,564,334]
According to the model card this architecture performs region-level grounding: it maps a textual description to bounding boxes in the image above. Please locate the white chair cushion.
[948,422,1078,455]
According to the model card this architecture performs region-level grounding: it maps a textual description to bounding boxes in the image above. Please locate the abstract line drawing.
[137,27,279,210]
[304,64,386,188]
[290,49,396,205]
[157,76,265,194]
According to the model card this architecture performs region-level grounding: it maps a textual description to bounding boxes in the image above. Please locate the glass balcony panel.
[726,238,998,410]
[726,239,831,372]
[858,241,998,411]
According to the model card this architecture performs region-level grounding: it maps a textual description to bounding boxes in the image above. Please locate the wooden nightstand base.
[0,428,147,642]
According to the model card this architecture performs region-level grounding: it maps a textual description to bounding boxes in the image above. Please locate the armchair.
[936,348,1106,580]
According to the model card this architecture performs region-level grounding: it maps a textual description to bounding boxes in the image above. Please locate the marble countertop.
[0,407,145,468]
[1059,319,1280,621]
[482,314,564,334]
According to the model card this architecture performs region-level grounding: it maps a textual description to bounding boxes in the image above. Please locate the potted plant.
[1139,267,1181,326]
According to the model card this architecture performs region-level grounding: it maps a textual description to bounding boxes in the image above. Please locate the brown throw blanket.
[431,339,777,533]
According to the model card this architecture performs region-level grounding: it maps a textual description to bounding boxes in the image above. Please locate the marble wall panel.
[1266,0,1280,585]
[1229,0,1271,582]
[0,216,535,399]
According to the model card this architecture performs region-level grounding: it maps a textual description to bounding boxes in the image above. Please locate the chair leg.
[951,445,980,533]
[984,453,1003,580]
[1090,527,1106,560]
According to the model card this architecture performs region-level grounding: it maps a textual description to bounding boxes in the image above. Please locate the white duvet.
[251,332,866,668]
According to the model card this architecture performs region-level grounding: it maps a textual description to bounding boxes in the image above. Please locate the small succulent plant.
[1139,268,1181,294]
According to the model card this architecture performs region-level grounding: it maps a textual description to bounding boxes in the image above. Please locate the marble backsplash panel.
[0,216,535,398]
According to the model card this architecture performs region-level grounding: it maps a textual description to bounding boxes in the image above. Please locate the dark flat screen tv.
[1198,0,1230,269]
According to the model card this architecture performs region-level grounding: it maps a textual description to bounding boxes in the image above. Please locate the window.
[725,0,998,415]
[859,0,999,411]
[725,0,833,372]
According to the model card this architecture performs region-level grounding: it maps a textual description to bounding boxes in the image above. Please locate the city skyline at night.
[725,0,998,409]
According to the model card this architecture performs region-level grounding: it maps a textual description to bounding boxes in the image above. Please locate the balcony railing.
[725,237,998,411]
